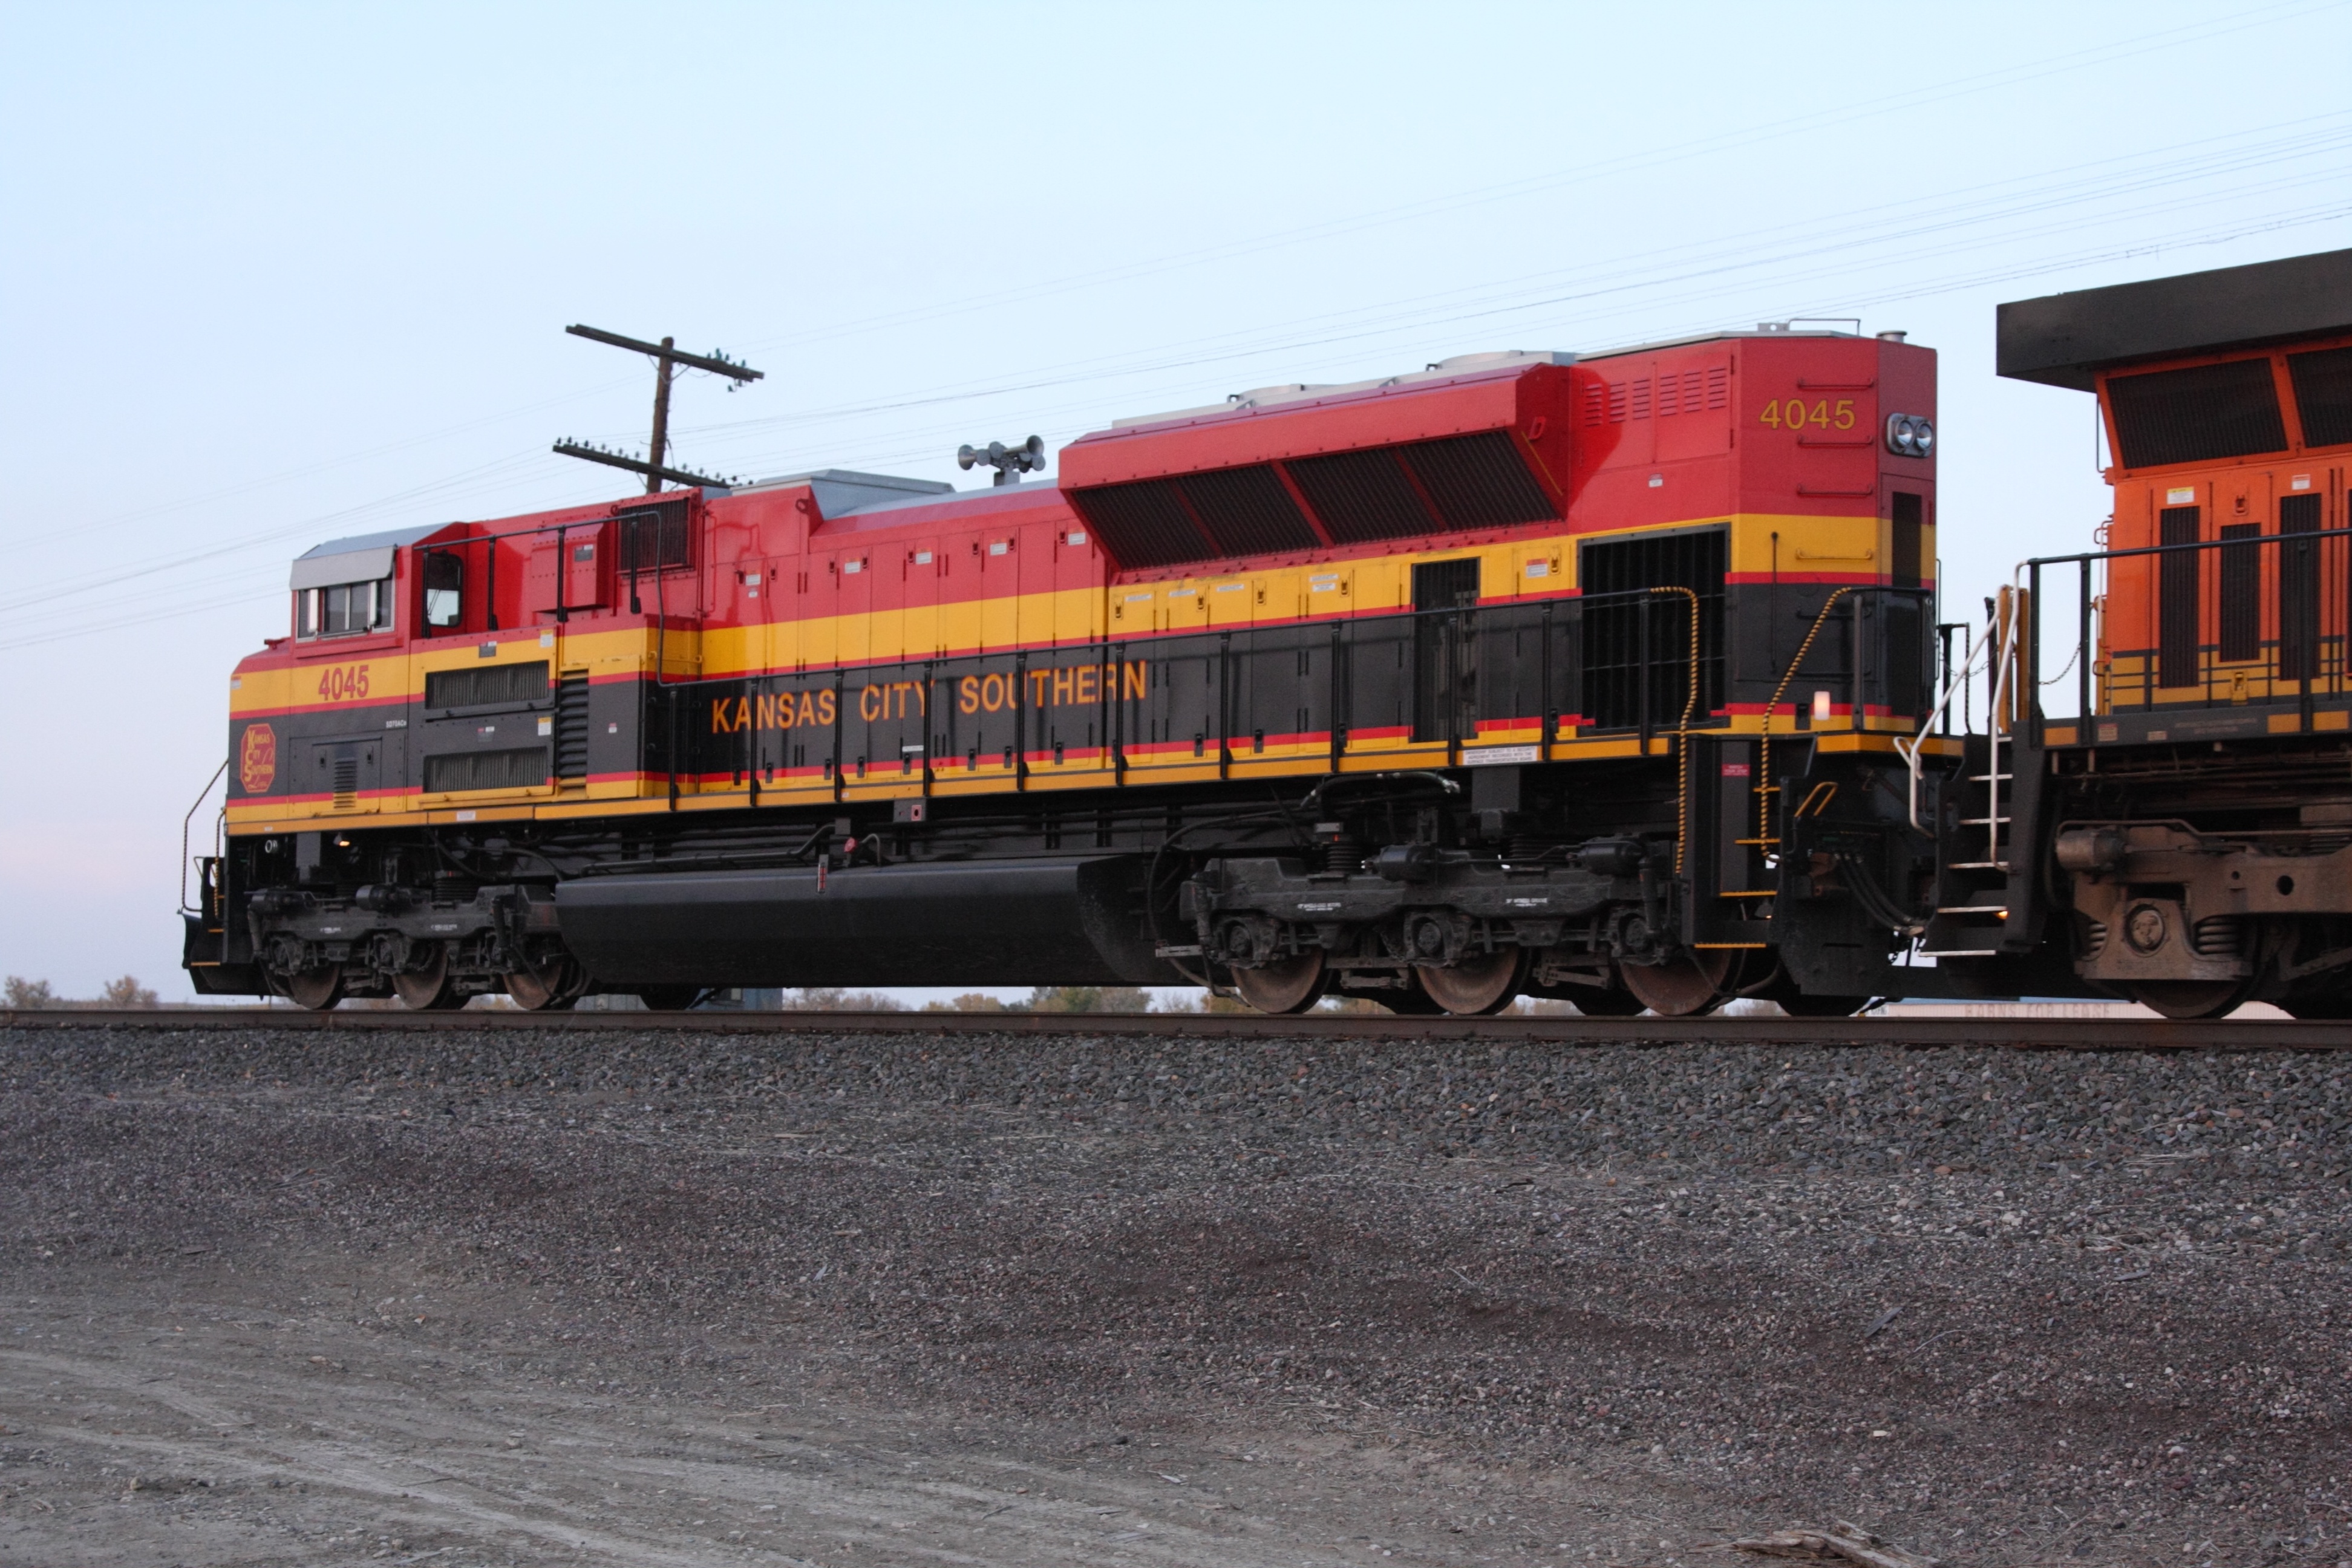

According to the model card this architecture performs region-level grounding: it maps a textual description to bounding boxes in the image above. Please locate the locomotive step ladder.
[1898,587,2040,958]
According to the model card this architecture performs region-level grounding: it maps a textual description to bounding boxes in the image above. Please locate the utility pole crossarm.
[552,442,738,491]
[559,324,764,494]
[563,324,763,383]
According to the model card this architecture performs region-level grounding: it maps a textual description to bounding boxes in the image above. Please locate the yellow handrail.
[1647,586,1700,875]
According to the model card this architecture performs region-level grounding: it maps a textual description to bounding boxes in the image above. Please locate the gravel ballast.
[1,1022,2345,1567]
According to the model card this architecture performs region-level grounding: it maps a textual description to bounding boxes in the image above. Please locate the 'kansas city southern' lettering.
[710,660,1148,734]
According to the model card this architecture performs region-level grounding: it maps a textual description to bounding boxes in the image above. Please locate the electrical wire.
[717,0,2351,364]
[655,129,2352,474]
[5,11,2347,652]
[14,174,2339,659]
[673,113,2352,450]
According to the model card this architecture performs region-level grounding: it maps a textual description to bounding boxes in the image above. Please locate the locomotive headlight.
[1886,412,1935,458]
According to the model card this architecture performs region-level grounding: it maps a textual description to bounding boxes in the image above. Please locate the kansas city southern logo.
[239,722,278,794]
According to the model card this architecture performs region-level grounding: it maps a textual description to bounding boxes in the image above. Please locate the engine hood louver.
[1059,364,1575,570]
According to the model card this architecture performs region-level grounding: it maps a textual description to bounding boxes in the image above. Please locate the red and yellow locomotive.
[189,327,1947,1014]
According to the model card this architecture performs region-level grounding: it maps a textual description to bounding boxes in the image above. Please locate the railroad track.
[5,1005,2350,1049]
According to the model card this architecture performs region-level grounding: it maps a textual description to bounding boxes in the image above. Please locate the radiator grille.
[2288,345,2352,448]
[424,746,549,794]
[1284,449,1431,544]
[1068,480,1207,569]
[331,756,358,811]
[1579,528,1727,730]
[1399,431,1554,529]
[1177,464,1319,555]
[425,660,549,709]
[1075,430,1555,566]
[2108,358,2287,469]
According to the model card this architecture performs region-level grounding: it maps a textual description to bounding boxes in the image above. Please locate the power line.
[662,142,2352,458]
[718,0,2351,364]
[5,202,2345,661]
[15,1,2335,580]
[8,15,2347,644]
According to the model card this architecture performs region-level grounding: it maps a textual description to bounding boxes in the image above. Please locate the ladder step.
[1935,904,2008,916]
[1968,773,2014,783]
[1919,948,2000,958]
[1947,861,2012,872]
[1959,815,2011,826]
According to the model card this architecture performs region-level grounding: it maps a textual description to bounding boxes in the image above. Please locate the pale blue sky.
[4,1,2350,998]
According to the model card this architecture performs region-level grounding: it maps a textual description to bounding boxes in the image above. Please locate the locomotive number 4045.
[1758,397,1858,431]
[314,664,371,702]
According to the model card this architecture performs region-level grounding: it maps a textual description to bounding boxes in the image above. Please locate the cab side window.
[423,552,465,631]
[295,577,393,640]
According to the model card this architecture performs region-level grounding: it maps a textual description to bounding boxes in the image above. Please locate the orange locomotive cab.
[2001,250,2352,736]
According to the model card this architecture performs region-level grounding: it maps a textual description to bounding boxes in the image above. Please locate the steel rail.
[5,1007,2350,1051]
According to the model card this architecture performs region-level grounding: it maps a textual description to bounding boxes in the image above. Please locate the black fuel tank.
[555,855,1174,987]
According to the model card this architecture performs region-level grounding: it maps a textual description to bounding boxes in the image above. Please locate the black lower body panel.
[555,855,1174,987]
[182,911,265,996]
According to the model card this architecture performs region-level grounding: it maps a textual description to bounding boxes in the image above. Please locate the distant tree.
[1022,985,1152,1013]
[784,988,906,1011]
[1155,988,1254,1014]
[923,993,1011,1012]
[4,977,57,1009]
[99,975,160,1008]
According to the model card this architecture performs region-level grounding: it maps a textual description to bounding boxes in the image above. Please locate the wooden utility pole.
[555,325,763,491]
[645,336,677,494]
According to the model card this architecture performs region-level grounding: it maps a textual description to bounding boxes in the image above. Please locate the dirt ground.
[0,1023,2345,1567]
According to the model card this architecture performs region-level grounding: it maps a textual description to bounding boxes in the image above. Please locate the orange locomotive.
[190,329,1953,1014]
[1985,247,2352,1017]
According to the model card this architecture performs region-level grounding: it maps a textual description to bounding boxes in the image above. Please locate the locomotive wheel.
[2127,979,2252,1021]
[1619,950,1733,1018]
[393,945,463,1011]
[505,955,582,1012]
[273,964,344,1012]
[1231,950,1328,1014]
[1415,946,1527,1016]
[633,984,704,1011]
